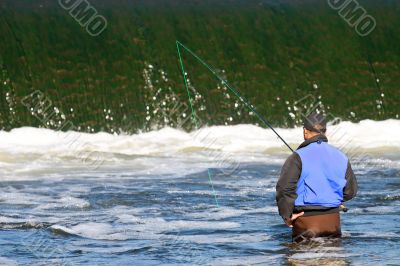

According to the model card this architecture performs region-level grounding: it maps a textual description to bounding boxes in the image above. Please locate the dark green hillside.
[0,0,399,132]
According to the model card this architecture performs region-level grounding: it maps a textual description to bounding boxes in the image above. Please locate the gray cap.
[303,112,327,133]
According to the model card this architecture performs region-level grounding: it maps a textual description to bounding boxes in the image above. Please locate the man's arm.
[276,153,302,220]
[343,161,358,201]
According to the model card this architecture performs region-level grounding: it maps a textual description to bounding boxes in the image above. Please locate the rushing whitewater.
[0,119,399,183]
[0,120,399,265]
[0,120,399,178]
[1,119,399,156]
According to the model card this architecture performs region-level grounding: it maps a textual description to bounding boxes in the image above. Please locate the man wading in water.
[276,112,358,241]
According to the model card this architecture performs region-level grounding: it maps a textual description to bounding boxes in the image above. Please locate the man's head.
[303,112,327,140]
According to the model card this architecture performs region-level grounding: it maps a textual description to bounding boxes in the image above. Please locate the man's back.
[295,141,348,207]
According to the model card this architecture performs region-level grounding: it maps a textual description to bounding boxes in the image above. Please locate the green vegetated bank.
[0,0,399,133]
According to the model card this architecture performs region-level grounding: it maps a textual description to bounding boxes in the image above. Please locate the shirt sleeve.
[275,152,302,219]
[343,160,358,201]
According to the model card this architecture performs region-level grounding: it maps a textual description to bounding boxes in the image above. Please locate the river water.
[0,120,399,265]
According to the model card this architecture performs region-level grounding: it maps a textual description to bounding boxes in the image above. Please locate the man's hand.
[284,212,304,227]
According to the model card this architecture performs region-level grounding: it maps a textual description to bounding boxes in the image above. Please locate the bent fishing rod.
[176,41,348,212]
[176,40,294,153]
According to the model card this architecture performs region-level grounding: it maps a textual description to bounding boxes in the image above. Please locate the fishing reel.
[339,204,348,212]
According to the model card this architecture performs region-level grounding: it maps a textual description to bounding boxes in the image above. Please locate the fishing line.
[176,41,294,152]
[177,41,220,206]
[176,41,294,207]
[207,169,220,207]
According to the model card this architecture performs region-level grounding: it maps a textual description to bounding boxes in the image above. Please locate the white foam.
[187,206,277,220]
[351,206,398,214]
[0,257,18,266]
[356,232,400,238]
[289,252,351,260]
[0,216,26,224]
[179,233,270,244]
[209,255,283,265]
[0,190,51,206]
[51,217,241,241]
[0,119,398,157]
[36,196,90,210]
[0,119,399,179]
[52,223,128,240]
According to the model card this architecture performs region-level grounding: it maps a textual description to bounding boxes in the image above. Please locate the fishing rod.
[176,41,350,213]
[176,40,293,209]
[176,40,294,153]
